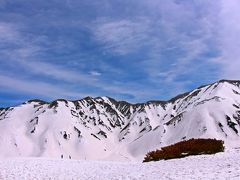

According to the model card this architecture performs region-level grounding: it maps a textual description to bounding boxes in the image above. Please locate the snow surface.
[0,148,240,180]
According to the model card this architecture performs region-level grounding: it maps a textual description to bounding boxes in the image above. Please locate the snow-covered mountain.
[1,79,240,161]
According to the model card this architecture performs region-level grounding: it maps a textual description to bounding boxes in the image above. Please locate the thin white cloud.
[0,22,19,41]
[22,60,97,84]
[0,74,89,99]
[93,18,150,55]
[89,71,101,76]
[127,0,220,96]
[92,0,220,89]
[0,21,99,85]
[215,0,240,79]
[0,22,155,100]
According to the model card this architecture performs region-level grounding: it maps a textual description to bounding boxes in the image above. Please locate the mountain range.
[1,79,240,161]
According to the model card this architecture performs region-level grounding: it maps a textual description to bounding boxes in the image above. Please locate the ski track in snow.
[0,149,240,180]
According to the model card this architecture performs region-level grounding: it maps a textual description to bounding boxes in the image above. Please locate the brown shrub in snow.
[143,138,224,162]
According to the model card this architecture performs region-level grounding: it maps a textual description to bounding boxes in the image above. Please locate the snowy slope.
[1,148,240,180]
[1,79,240,161]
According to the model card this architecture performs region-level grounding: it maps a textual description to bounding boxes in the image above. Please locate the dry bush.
[143,138,224,162]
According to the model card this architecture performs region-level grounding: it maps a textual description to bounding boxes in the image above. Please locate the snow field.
[0,149,240,180]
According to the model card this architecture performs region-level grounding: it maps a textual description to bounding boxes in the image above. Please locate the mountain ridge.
[1,79,239,110]
[1,79,240,161]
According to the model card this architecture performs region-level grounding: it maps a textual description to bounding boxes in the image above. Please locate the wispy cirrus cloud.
[214,0,240,79]
[0,21,97,82]
[0,20,155,102]
[91,0,221,88]
[89,71,101,76]
[0,74,90,99]
[93,18,151,55]
[0,22,19,41]
[0,21,98,102]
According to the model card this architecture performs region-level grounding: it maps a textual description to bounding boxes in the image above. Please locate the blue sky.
[0,0,240,107]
